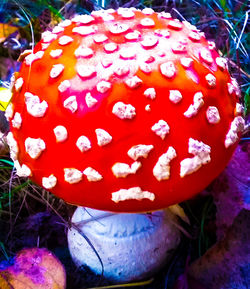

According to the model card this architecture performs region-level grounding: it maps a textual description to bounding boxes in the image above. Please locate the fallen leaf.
[209,143,250,239]
[0,23,18,42]
[0,248,66,289]
[0,88,12,112]
[168,204,190,225]
[188,210,250,289]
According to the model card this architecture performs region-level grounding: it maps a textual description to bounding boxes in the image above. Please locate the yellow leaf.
[0,23,18,42]
[168,204,190,224]
[0,88,12,111]
[0,272,11,289]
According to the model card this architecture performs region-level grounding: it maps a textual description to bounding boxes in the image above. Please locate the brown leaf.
[0,248,66,289]
[210,143,250,239]
[188,210,250,289]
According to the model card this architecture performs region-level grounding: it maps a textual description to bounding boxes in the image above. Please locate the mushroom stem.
[67,207,180,283]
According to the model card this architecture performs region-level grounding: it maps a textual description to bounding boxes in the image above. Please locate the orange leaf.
[0,23,18,42]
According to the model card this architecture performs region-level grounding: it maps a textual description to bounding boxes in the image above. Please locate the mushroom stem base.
[67,207,180,283]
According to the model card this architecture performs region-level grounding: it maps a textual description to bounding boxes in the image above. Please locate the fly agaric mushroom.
[6,8,244,212]
[6,7,245,282]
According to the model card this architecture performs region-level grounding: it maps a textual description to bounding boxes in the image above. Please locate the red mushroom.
[6,8,244,213]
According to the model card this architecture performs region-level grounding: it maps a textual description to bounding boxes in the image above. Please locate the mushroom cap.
[7,8,244,212]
